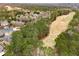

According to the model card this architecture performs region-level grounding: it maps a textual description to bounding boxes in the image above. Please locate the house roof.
[11,21,24,26]
[0,20,9,25]
[0,31,4,37]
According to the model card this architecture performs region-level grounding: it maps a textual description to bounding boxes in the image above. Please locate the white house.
[40,11,51,18]
[0,20,9,27]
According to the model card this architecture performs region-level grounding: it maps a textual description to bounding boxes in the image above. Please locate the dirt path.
[42,12,75,49]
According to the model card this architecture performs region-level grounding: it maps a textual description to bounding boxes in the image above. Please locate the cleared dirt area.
[42,12,75,49]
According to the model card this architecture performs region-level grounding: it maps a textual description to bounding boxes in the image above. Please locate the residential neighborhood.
[0,3,79,56]
[0,5,51,55]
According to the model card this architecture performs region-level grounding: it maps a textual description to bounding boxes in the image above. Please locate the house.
[3,35,12,42]
[40,11,51,18]
[0,31,4,38]
[11,21,24,27]
[0,20,9,27]
[30,14,39,20]
[18,15,30,22]
[29,11,41,21]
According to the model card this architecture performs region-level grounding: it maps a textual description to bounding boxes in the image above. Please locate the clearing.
[42,12,75,49]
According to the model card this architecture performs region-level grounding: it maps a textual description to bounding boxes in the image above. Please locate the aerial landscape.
[0,3,79,56]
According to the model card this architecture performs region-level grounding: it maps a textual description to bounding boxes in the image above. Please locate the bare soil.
[42,12,75,49]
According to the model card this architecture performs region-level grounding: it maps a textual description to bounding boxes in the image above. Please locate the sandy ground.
[5,5,22,11]
[42,12,75,49]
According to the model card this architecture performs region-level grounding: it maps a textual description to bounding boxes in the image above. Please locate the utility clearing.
[42,12,75,49]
